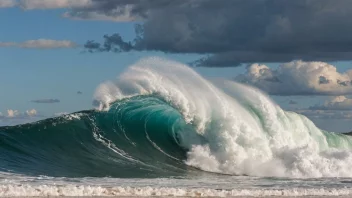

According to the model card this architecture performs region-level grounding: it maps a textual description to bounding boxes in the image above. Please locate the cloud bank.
[0,39,77,49]
[235,61,352,96]
[70,0,352,66]
[289,96,352,121]
[309,96,352,110]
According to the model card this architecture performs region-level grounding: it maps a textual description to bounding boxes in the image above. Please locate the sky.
[0,0,352,132]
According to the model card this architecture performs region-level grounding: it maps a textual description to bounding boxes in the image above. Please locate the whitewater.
[1,57,352,197]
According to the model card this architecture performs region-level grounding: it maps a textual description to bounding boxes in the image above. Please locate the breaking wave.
[1,57,352,178]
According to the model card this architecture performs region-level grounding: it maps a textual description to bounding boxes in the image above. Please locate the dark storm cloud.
[78,0,352,67]
[31,99,60,104]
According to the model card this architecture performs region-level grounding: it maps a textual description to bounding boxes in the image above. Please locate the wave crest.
[94,57,352,178]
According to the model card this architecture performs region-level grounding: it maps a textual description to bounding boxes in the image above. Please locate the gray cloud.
[31,99,60,104]
[72,0,352,66]
[84,34,133,52]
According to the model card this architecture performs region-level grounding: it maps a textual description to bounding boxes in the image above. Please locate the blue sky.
[0,8,231,114]
[0,1,352,132]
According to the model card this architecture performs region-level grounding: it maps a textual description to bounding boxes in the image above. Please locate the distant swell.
[1,57,352,178]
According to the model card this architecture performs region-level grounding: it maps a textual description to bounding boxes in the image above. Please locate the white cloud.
[236,60,352,95]
[21,39,77,48]
[26,109,37,116]
[19,0,92,9]
[309,96,352,111]
[0,39,77,49]
[6,109,19,118]
[0,0,16,8]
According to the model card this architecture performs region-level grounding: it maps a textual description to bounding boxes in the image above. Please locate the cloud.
[63,5,137,22]
[235,60,352,96]
[84,34,133,53]
[73,0,352,66]
[309,96,352,111]
[0,109,41,126]
[31,99,60,104]
[0,39,77,49]
[0,0,16,8]
[6,109,19,118]
[19,0,92,9]
[26,109,37,116]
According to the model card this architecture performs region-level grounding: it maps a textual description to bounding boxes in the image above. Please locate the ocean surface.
[1,57,352,197]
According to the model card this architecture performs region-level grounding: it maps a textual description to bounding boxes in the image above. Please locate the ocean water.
[1,57,352,197]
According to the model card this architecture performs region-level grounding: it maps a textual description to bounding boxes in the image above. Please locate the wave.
[1,57,352,178]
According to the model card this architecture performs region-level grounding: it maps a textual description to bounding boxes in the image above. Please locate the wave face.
[0,96,197,177]
[1,57,352,178]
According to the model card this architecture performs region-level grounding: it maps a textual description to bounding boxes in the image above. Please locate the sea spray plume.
[93,57,352,177]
